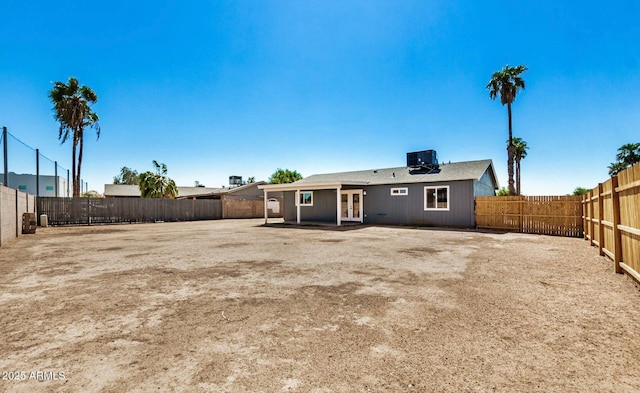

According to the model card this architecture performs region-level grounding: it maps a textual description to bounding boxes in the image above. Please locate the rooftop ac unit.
[407,150,438,169]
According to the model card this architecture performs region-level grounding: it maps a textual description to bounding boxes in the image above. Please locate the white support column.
[336,186,342,226]
[263,190,268,225]
[296,190,301,224]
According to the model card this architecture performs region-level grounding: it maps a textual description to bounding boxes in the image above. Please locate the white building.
[0,172,69,197]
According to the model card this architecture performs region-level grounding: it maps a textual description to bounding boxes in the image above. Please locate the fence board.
[583,162,640,283]
[475,195,583,237]
[38,197,222,225]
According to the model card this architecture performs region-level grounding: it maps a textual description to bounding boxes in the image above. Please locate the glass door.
[340,190,363,222]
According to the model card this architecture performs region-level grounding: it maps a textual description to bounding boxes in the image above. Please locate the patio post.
[336,186,341,226]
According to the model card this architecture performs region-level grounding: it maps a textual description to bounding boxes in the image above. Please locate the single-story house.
[104,182,282,219]
[259,154,498,227]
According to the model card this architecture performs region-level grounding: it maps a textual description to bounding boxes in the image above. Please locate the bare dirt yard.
[0,219,639,393]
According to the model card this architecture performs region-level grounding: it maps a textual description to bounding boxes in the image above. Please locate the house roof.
[104,182,266,198]
[299,159,497,185]
[259,159,498,192]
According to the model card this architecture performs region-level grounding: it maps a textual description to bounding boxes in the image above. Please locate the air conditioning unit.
[407,150,438,169]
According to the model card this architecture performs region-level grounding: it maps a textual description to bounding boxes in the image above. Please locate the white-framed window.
[390,187,408,196]
[424,186,449,211]
[297,191,313,206]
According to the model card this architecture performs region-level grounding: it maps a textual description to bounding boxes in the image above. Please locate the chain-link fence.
[1,126,75,197]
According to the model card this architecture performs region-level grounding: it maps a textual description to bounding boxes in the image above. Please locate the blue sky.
[1,1,638,194]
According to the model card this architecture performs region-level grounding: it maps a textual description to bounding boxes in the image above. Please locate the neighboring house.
[104,182,282,219]
[259,153,498,227]
[104,184,226,198]
[1,172,69,197]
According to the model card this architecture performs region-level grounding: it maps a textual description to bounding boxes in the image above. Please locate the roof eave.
[259,181,369,192]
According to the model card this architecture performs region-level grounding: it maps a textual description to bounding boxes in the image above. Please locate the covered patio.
[258,181,367,226]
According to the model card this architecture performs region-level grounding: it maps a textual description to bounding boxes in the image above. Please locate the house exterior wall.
[283,190,339,223]
[474,169,497,196]
[283,180,478,227]
[358,181,475,227]
[223,184,266,200]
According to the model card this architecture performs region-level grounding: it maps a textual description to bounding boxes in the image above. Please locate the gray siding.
[283,190,338,223]
[360,181,475,227]
[473,168,497,196]
[284,191,296,221]
[284,181,476,227]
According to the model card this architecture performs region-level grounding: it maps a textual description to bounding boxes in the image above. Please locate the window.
[424,186,449,210]
[390,187,408,196]
[298,191,313,206]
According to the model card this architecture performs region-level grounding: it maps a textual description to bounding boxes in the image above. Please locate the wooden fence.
[38,197,222,225]
[583,162,640,283]
[475,195,584,237]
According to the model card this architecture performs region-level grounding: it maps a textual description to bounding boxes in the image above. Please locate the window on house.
[424,186,449,210]
[390,187,408,196]
[298,191,313,206]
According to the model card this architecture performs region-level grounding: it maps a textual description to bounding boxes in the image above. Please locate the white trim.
[341,190,364,223]
[295,190,300,224]
[263,189,268,224]
[390,187,408,196]
[296,191,313,206]
[336,186,342,226]
[424,185,450,211]
[258,181,368,192]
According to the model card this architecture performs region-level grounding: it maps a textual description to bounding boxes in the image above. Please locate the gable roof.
[296,159,498,187]
[104,182,266,198]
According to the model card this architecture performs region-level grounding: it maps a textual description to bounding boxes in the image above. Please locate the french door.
[341,190,363,222]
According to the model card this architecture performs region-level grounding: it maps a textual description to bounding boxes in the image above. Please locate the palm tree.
[49,77,100,197]
[138,160,178,198]
[487,64,527,195]
[512,137,528,195]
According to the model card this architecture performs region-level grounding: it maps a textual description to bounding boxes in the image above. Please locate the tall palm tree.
[49,77,100,197]
[512,137,528,195]
[487,64,527,195]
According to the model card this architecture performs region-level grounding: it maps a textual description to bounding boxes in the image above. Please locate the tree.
[113,166,139,185]
[269,168,302,184]
[512,137,528,195]
[247,176,256,183]
[608,143,640,176]
[496,187,510,196]
[49,77,100,197]
[572,187,590,196]
[82,190,101,198]
[138,160,178,198]
[487,64,527,195]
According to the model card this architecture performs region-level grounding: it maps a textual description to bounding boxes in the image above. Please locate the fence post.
[597,183,604,256]
[589,190,595,246]
[15,189,19,238]
[0,185,3,247]
[518,196,523,233]
[583,193,589,240]
[611,176,622,274]
[3,126,7,187]
[87,197,90,225]
[54,161,58,197]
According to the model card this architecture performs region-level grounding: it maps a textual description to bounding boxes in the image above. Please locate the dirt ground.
[0,219,639,393]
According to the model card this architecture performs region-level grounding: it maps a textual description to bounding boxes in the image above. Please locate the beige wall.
[222,198,282,219]
[0,185,36,247]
